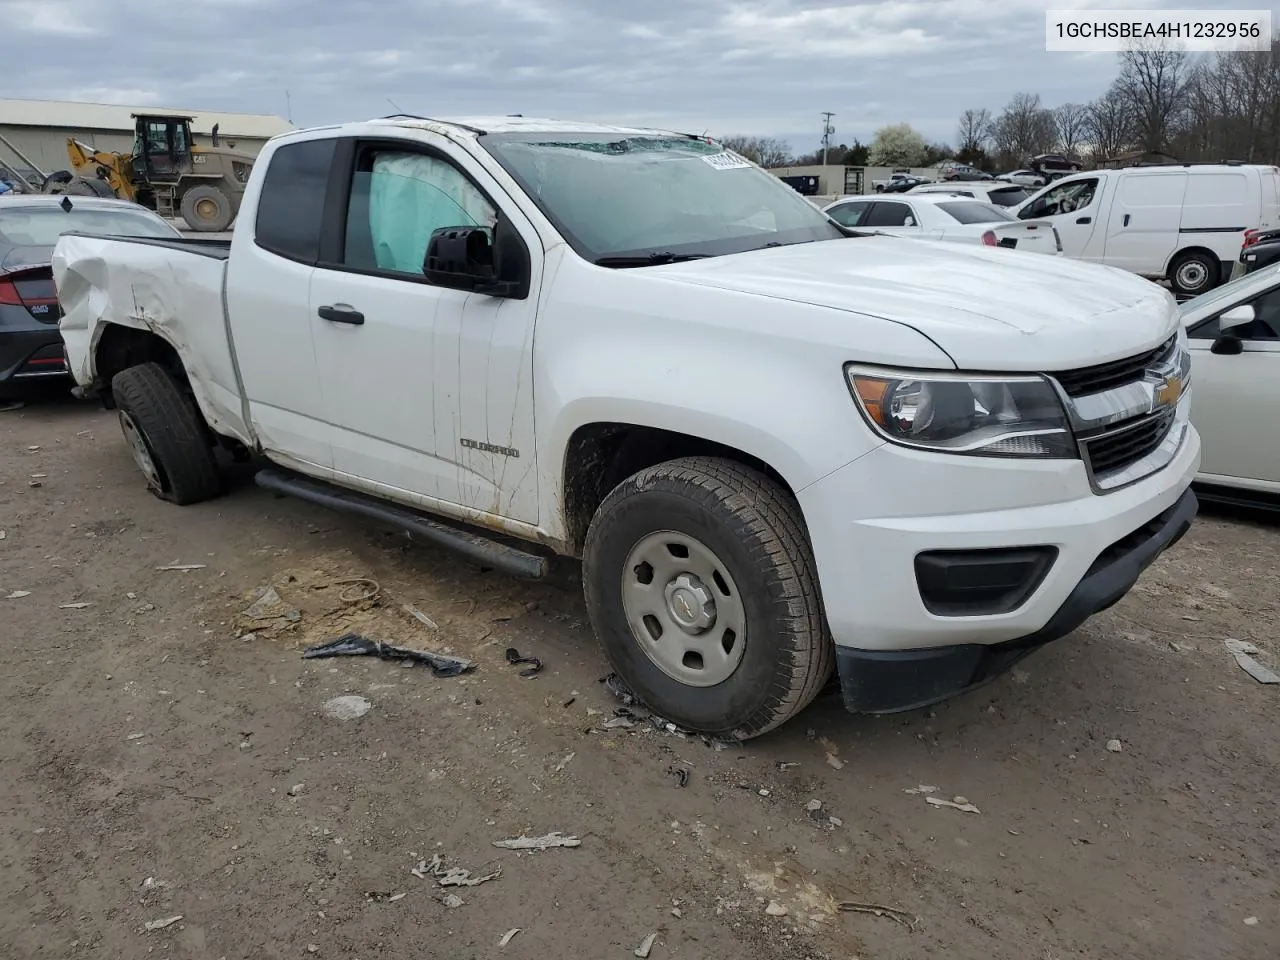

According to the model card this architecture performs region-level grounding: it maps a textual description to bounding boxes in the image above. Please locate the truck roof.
[369,115,695,139]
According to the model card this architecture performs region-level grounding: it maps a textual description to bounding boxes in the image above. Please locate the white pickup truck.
[53,116,1200,739]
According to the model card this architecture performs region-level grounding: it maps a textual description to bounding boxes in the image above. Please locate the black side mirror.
[424,226,496,291]
[423,220,531,299]
[1211,334,1243,355]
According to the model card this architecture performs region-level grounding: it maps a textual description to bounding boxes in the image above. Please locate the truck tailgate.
[52,233,253,447]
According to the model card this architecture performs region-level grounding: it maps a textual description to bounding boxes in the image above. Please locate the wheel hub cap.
[620,531,747,688]
[1179,263,1206,287]
[664,573,716,632]
[119,410,161,490]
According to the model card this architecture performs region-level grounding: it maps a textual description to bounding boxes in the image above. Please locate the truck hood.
[656,235,1178,370]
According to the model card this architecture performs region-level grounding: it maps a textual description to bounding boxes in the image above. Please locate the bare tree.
[990,93,1057,167]
[719,135,793,167]
[956,108,993,153]
[1085,83,1135,162]
[1053,102,1089,158]
[1114,43,1189,153]
[935,34,1280,168]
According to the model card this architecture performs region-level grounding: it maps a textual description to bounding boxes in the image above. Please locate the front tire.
[111,363,224,504]
[582,457,833,740]
[180,184,234,232]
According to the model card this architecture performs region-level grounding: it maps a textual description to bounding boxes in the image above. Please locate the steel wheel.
[1176,259,1208,291]
[620,530,747,687]
[119,409,162,491]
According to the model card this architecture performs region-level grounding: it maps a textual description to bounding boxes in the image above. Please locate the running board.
[254,469,551,580]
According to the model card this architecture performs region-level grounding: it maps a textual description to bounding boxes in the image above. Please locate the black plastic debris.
[600,672,638,706]
[600,673,741,751]
[303,632,475,677]
[504,647,542,678]
[668,766,689,788]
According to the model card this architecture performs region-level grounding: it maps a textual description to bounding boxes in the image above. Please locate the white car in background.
[907,180,1033,208]
[1179,262,1280,498]
[823,193,1062,256]
[997,169,1049,188]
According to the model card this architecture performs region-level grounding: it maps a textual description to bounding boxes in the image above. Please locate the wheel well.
[561,423,796,557]
[1167,246,1220,274]
[93,325,187,407]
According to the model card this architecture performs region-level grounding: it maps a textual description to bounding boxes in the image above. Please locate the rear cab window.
[254,138,338,263]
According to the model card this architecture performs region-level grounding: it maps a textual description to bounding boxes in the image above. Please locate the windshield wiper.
[593,252,711,268]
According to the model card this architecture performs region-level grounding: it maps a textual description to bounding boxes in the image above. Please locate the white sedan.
[996,169,1049,188]
[1179,263,1280,497]
[823,193,1061,256]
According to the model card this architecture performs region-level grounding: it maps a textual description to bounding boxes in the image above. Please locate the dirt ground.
[2,396,1278,960]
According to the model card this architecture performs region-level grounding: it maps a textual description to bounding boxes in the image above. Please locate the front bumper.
[797,405,1200,712]
[833,488,1197,712]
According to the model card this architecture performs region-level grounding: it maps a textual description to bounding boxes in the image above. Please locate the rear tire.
[582,457,833,740]
[110,362,224,505]
[1169,250,1219,297]
[180,184,234,232]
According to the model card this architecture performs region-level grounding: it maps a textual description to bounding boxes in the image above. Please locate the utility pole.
[821,112,835,166]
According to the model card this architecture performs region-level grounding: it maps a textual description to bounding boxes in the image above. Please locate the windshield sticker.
[701,151,752,171]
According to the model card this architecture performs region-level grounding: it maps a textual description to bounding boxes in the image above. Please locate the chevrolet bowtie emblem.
[1154,374,1182,409]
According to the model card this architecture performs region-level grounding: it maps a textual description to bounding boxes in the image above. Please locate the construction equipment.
[0,114,254,231]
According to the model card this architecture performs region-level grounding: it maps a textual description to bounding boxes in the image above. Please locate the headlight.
[845,365,1076,458]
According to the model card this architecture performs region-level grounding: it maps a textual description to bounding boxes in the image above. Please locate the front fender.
[532,260,952,542]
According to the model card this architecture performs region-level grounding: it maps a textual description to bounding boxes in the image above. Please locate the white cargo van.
[1016,164,1280,296]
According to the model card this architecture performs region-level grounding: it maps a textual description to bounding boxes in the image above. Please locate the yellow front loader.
[40,114,255,232]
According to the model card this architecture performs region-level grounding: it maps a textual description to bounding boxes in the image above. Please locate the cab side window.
[342,148,497,276]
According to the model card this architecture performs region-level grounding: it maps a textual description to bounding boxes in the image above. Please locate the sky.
[0,0,1268,153]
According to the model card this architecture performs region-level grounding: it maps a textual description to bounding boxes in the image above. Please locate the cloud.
[0,0,1251,149]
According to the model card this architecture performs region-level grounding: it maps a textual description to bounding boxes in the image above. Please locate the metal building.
[0,98,293,184]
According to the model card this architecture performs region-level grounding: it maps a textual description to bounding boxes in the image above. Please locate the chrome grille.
[1052,334,1177,398]
[1048,331,1190,494]
[1080,407,1176,476]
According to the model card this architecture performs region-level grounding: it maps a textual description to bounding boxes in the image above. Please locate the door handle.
[318,304,364,325]
[1123,214,1131,227]
[1076,216,1091,224]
